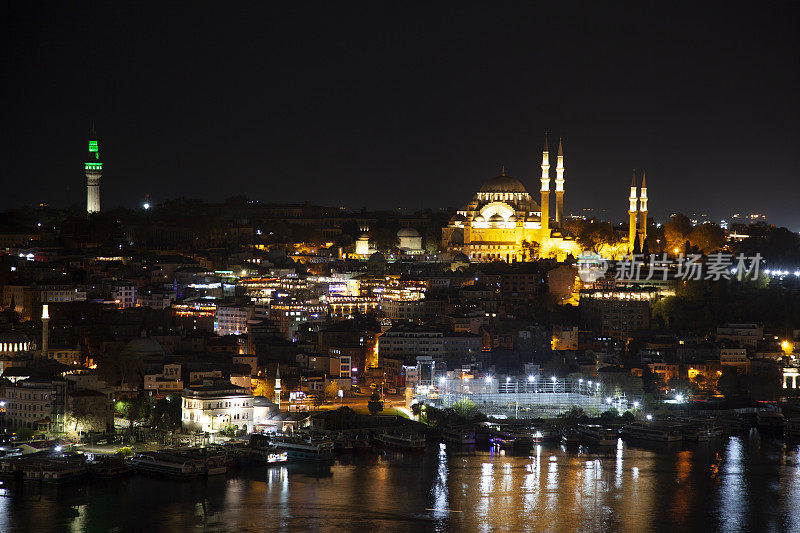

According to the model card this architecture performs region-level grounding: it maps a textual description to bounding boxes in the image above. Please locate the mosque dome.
[479,174,528,194]
[122,337,167,358]
[507,214,517,222]
[397,227,420,238]
[488,213,504,224]
[473,214,485,223]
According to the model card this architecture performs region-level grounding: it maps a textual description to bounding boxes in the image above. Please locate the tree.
[664,214,692,252]
[688,223,725,253]
[452,398,479,418]
[367,393,384,415]
[325,380,340,400]
[311,391,326,410]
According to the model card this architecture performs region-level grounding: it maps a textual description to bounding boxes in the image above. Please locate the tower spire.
[540,134,551,233]
[85,129,102,214]
[555,137,565,225]
[628,170,638,254]
[639,169,648,244]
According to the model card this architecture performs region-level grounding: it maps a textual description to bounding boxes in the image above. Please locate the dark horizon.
[3,3,799,229]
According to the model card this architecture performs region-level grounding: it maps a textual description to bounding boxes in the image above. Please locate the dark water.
[2,432,800,532]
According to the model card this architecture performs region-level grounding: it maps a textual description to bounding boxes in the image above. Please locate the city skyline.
[2,4,799,229]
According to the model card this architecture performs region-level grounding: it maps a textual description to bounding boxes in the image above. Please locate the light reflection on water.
[3,435,800,532]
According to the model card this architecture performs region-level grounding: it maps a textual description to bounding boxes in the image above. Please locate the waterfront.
[2,432,800,532]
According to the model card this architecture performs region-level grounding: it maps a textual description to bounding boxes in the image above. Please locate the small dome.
[397,227,420,238]
[368,252,386,263]
[507,214,517,222]
[453,252,470,262]
[357,233,370,240]
[488,213,504,223]
[473,215,485,223]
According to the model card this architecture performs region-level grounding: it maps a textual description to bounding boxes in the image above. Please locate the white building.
[181,381,254,436]
[111,284,137,309]
[216,305,253,336]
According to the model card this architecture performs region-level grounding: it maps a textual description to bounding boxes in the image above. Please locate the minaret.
[540,136,550,233]
[40,304,50,359]
[274,366,282,411]
[85,128,102,214]
[555,138,565,225]
[639,170,648,244]
[628,170,638,254]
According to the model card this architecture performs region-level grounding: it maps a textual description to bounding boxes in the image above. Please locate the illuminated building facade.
[442,137,579,262]
[85,130,102,213]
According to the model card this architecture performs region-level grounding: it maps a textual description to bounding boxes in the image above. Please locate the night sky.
[3,3,799,228]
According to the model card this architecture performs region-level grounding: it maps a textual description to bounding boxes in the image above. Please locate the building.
[111,283,137,309]
[85,129,102,213]
[216,304,253,336]
[3,378,67,433]
[579,288,655,339]
[144,363,183,396]
[716,324,763,348]
[378,324,444,361]
[181,381,254,435]
[441,138,580,262]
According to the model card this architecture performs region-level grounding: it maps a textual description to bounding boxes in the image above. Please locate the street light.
[633,401,640,408]
[506,377,511,383]
[551,376,556,382]
[675,393,684,403]
[485,376,492,383]
[527,375,535,383]
[646,414,653,421]
[606,397,612,404]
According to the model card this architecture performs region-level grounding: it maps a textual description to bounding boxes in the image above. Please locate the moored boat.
[269,435,335,462]
[576,424,618,446]
[127,452,205,478]
[374,432,426,452]
[442,427,476,445]
[621,421,683,442]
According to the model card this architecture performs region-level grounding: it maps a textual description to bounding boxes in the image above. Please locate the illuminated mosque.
[442,137,581,262]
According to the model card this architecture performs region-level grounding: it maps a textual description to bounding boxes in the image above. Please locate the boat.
[576,424,618,446]
[269,435,335,462]
[442,427,476,445]
[88,455,133,478]
[127,452,205,478]
[561,429,580,447]
[532,427,561,444]
[334,436,354,454]
[374,432,426,452]
[24,458,88,484]
[621,421,683,442]
[756,411,785,433]
[204,454,229,476]
[353,436,372,452]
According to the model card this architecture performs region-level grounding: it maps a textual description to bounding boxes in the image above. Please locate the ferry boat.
[576,424,618,446]
[756,411,785,433]
[621,421,683,442]
[24,459,88,484]
[353,436,372,452]
[561,429,580,447]
[441,427,476,445]
[204,454,229,476]
[374,432,426,452]
[269,435,335,462]
[127,452,205,478]
[532,427,561,444]
[88,455,133,478]
[334,435,354,454]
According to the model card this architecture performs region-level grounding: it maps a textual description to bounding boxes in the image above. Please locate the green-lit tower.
[85,128,102,213]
